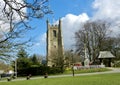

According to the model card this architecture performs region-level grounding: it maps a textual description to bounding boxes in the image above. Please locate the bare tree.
[64,50,72,67]
[106,34,120,60]
[64,50,82,67]
[113,34,120,60]
[75,20,111,63]
[0,0,52,42]
[0,0,52,61]
[47,50,64,72]
[0,62,13,72]
[48,50,63,67]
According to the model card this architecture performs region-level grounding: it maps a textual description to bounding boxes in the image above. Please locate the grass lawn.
[64,68,110,74]
[0,73,120,85]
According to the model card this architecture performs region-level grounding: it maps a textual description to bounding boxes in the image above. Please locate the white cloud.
[93,0,120,20]
[57,0,120,50]
[0,0,26,32]
[61,13,89,50]
[92,0,120,35]
[41,33,46,43]
[34,33,46,47]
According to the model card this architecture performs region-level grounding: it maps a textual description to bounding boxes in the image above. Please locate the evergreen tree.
[17,48,28,58]
[31,54,40,65]
[17,48,32,70]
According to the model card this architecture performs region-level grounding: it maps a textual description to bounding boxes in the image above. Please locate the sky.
[27,0,94,56]
[27,0,120,56]
[0,0,120,56]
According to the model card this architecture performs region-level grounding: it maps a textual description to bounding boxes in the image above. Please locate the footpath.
[0,67,120,82]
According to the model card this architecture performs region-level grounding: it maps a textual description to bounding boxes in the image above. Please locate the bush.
[114,61,120,67]
[17,66,64,76]
[48,67,63,74]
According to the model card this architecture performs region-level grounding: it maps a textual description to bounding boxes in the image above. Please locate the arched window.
[53,30,56,37]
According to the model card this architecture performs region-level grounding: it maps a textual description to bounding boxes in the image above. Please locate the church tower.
[46,19,64,67]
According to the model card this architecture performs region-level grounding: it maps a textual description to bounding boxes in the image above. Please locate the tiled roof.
[98,51,115,58]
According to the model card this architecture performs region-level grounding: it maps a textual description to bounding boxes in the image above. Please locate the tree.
[17,48,28,58]
[30,54,41,65]
[0,0,52,61]
[64,50,82,67]
[16,48,32,70]
[0,62,13,72]
[75,20,111,63]
[49,50,64,72]
[1,0,52,33]
[64,51,72,67]
[0,0,52,42]
[104,35,120,60]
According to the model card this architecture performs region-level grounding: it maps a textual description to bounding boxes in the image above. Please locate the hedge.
[17,66,63,76]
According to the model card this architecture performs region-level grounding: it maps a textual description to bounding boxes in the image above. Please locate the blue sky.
[48,0,94,18]
[27,0,94,56]
[22,0,120,56]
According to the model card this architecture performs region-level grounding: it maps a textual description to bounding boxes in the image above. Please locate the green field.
[0,73,120,85]
[64,68,110,74]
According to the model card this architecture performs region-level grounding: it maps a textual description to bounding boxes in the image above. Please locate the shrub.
[114,61,120,67]
[17,66,64,76]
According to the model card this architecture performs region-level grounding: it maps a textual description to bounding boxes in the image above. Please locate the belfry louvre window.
[53,30,57,37]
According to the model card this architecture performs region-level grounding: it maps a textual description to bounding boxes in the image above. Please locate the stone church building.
[46,19,64,67]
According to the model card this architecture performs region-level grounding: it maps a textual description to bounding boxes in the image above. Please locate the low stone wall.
[73,65,105,70]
